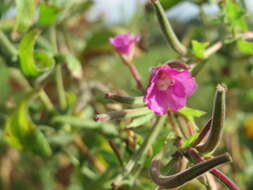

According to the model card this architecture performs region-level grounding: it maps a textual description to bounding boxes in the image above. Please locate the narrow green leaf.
[179,107,206,118]
[64,54,82,79]
[191,40,209,59]
[19,30,55,76]
[236,39,253,54]
[38,3,61,26]
[15,0,35,33]
[4,94,52,157]
[127,113,154,128]
[52,115,101,129]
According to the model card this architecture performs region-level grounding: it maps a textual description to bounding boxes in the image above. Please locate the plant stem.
[0,30,18,60]
[55,64,67,111]
[105,92,144,105]
[119,54,145,92]
[108,140,125,169]
[112,116,166,188]
[95,107,151,122]
[39,90,54,112]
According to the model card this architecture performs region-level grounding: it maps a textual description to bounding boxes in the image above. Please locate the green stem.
[55,64,67,111]
[49,26,58,55]
[0,30,18,60]
[151,0,187,56]
[113,116,167,188]
[39,90,54,112]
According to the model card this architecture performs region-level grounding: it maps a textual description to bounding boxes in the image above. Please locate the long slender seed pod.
[150,153,231,189]
[151,0,187,56]
[197,84,226,154]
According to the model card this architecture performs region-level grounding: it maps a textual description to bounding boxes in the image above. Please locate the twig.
[95,107,151,122]
[204,32,253,58]
[112,116,166,188]
[119,54,145,92]
[108,140,124,169]
[74,136,106,173]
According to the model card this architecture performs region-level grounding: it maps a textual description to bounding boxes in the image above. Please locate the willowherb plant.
[1,0,253,189]
[94,0,247,189]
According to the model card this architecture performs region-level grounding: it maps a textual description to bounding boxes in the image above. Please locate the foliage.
[0,0,253,190]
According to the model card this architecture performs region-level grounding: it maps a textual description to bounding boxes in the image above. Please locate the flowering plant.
[144,64,197,115]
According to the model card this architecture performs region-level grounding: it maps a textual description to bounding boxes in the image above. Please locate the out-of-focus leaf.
[236,39,253,54]
[182,133,199,148]
[223,1,248,31]
[191,40,209,59]
[85,29,116,52]
[38,3,61,26]
[15,0,35,33]
[0,62,11,105]
[127,113,154,128]
[179,107,206,118]
[19,30,55,76]
[52,115,101,129]
[63,54,82,79]
[4,94,52,157]
[160,0,183,10]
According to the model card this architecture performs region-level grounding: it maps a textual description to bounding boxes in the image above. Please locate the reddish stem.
[119,54,145,92]
[187,148,240,190]
[192,119,212,147]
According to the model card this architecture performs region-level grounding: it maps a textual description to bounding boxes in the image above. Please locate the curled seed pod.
[150,153,231,189]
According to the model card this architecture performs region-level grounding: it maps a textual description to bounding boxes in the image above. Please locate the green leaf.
[4,94,52,157]
[191,40,209,59]
[179,107,206,118]
[15,0,35,33]
[182,133,199,148]
[223,1,248,31]
[38,3,61,26]
[85,29,116,52]
[127,113,154,128]
[160,0,183,10]
[63,54,82,79]
[236,39,253,54]
[19,30,55,76]
[0,62,11,105]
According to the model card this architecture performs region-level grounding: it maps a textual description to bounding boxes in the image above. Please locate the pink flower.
[144,64,197,115]
[109,33,140,56]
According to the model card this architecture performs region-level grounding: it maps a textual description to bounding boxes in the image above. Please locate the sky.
[87,0,253,24]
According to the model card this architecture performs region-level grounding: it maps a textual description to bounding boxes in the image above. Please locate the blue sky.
[87,0,253,24]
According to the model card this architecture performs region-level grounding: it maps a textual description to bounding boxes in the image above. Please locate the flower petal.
[174,70,197,96]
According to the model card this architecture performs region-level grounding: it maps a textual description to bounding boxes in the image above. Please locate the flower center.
[156,73,175,91]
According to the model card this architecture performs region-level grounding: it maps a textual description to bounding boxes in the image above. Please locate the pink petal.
[174,71,197,96]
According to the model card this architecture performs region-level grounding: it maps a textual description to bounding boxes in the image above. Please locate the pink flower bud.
[144,64,197,115]
[109,32,140,56]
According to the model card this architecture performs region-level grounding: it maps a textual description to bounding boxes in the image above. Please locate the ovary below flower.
[144,64,197,115]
